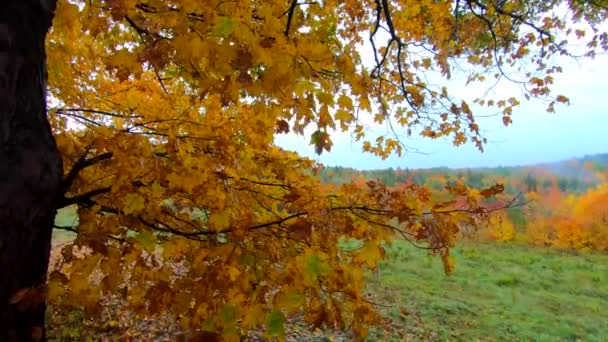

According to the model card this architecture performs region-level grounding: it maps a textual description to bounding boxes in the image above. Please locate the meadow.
[51,208,608,340]
[368,241,608,341]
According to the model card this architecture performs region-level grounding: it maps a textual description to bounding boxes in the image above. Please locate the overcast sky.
[275,46,608,170]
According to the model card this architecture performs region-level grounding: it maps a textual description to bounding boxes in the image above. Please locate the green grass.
[368,241,608,341]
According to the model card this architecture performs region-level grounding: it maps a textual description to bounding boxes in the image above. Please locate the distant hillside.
[535,153,608,178]
[318,153,608,195]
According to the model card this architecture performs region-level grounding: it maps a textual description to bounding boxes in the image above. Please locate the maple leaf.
[136,231,157,252]
[123,193,145,215]
[275,119,290,133]
[266,310,286,339]
[480,184,505,197]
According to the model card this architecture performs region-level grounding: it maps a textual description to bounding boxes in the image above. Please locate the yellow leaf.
[242,304,265,330]
[354,242,382,268]
[337,94,354,110]
[277,288,305,314]
[225,265,241,282]
[209,211,231,231]
[123,193,145,215]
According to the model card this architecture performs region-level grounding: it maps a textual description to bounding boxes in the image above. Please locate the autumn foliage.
[524,172,608,251]
[41,0,608,339]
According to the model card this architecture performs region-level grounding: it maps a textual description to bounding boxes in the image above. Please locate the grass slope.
[370,241,608,341]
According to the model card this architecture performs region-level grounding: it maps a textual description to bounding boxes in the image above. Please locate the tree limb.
[60,186,112,208]
[62,151,113,194]
[284,0,299,36]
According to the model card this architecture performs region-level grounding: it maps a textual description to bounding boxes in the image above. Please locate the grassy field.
[50,208,608,340]
[368,241,608,341]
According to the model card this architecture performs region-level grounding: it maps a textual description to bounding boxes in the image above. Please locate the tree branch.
[284,0,298,36]
[60,186,112,208]
[56,108,143,119]
[137,210,309,242]
[53,225,78,234]
[62,151,113,194]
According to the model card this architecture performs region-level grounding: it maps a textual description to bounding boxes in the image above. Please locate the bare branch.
[53,225,78,234]
[284,0,298,36]
[62,151,113,194]
[60,186,112,208]
[56,108,143,119]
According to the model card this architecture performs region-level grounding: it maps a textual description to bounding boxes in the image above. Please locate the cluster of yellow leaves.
[485,212,516,242]
[45,0,608,338]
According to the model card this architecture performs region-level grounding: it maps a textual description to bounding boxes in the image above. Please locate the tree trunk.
[0,0,61,340]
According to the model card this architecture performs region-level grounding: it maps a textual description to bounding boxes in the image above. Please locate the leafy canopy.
[46,0,607,338]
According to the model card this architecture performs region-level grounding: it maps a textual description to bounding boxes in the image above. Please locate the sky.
[275,39,608,170]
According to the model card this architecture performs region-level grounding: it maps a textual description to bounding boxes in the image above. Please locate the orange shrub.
[526,178,608,251]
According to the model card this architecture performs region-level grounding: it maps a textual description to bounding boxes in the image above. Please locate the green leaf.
[310,130,323,146]
[267,310,285,337]
[309,130,332,155]
[214,16,235,37]
[202,318,215,333]
[136,231,157,252]
[305,254,330,277]
[221,304,237,325]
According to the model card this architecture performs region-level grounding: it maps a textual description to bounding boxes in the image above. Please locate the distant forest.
[318,153,608,195]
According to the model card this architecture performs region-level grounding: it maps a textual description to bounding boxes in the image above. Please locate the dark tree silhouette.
[0,0,62,340]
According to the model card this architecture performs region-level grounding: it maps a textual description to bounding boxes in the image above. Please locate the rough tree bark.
[0,0,61,340]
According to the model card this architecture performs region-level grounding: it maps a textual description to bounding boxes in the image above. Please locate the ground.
[49,208,608,341]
